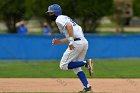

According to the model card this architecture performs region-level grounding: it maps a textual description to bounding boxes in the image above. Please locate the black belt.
[74,38,81,41]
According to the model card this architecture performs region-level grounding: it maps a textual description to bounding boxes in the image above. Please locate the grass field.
[0,59,140,78]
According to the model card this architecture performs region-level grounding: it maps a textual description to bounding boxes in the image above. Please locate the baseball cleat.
[78,86,93,93]
[85,59,94,76]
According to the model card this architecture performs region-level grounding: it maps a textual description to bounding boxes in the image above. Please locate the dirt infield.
[0,78,139,93]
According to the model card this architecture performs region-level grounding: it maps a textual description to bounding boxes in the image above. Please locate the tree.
[0,0,25,33]
[15,0,115,33]
[0,0,114,33]
[75,0,114,32]
[24,0,64,25]
[133,0,140,16]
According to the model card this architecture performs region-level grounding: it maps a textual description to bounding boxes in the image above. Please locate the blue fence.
[0,34,140,60]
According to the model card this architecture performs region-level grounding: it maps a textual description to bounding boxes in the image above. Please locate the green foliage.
[75,0,114,32]
[133,0,140,16]
[76,0,114,17]
[0,0,25,16]
[0,0,114,33]
[0,0,26,33]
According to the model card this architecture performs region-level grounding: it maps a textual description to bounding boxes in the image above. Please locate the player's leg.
[67,60,86,69]
[60,43,86,70]
[67,40,92,70]
[73,67,90,88]
[67,43,88,69]
[70,58,94,76]
[73,44,93,92]
[67,43,88,70]
[86,59,94,76]
[60,41,92,92]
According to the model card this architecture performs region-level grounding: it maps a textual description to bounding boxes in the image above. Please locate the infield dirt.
[0,78,139,93]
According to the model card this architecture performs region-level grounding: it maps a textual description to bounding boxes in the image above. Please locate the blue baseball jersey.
[17,26,28,34]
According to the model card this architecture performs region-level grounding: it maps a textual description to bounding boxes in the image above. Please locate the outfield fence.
[0,34,140,60]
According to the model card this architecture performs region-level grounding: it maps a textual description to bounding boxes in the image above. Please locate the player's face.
[49,12,55,16]
[49,12,57,21]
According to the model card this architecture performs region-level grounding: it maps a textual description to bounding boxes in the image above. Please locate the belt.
[74,38,81,41]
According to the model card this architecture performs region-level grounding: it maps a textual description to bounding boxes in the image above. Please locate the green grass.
[0,59,140,78]
[98,22,116,27]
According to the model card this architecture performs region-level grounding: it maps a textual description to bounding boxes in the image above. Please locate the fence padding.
[0,34,140,60]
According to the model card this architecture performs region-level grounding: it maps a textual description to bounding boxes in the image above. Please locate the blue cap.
[47,4,62,16]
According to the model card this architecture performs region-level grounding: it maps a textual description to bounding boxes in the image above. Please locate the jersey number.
[68,17,76,26]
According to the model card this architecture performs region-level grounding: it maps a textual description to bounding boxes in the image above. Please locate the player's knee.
[60,64,68,70]
[73,67,82,74]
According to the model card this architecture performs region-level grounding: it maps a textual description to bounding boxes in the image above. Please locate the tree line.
[1,0,139,33]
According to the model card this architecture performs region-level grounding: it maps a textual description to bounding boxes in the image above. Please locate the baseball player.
[47,4,94,93]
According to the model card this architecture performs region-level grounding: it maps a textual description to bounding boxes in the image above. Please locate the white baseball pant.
[60,38,88,74]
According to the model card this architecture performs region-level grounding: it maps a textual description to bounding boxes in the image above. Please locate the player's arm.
[52,38,68,45]
[66,23,75,50]
[52,23,75,50]
[53,22,73,44]
[66,22,74,38]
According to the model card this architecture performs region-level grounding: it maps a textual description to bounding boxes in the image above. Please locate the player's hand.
[52,38,60,45]
[69,44,75,50]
